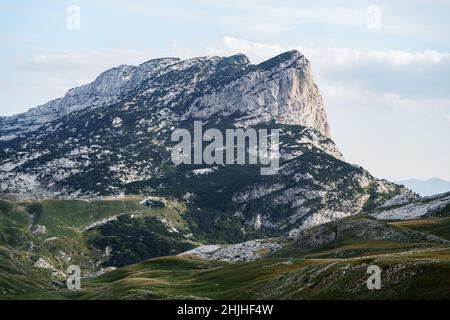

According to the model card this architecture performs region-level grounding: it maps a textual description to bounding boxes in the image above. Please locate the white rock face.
[33,257,53,269]
[32,257,67,278]
[81,213,126,232]
[56,250,72,263]
[179,239,283,263]
[232,183,285,203]
[191,167,217,175]
[0,58,180,135]
[378,191,419,209]
[185,51,331,138]
[32,225,47,236]
[112,117,123,128]
[372,192,450,220]
[288,209,353,238]
[0,51,342,199]
[254,214,262,230]
[181,245,221,256]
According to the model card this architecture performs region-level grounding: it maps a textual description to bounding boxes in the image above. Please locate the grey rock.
[372,192,450,220]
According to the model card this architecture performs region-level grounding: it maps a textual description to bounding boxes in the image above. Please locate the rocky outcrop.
[185,51,331,137]
[81,213,127,232]
[33,257,66,279]
[371,192,450,220]
[0,51,406,232]
[32,225,47,236]
[378,191,419,209]
[179,239,283,263]
[0,58,180,137]
[292,217,448,249]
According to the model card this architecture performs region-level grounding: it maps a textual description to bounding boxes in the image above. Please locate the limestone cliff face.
[1,51,330,139]
[185,50,331,138]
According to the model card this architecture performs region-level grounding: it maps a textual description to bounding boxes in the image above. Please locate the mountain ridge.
[1,50,404,233]
[0,50,330,138]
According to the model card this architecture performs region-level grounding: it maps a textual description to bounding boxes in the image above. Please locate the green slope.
[2,197,450,300]
[60,247,450,300]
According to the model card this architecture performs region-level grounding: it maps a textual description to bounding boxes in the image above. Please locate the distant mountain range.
[397,177,450,196]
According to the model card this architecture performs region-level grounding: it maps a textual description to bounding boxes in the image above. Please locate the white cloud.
[14,49,154,78]
[444,113,450,122]
[192,0,367,35]
[98,0,450,40]
[223,7,361,34]
[198,37,450,100]
[202,36,450,68]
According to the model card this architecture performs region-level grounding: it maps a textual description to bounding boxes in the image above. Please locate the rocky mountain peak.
[66,64,136,97]
[1,50,329,138]
[0,51,407,233]
[183,50,330,137]
[258,50,309,70]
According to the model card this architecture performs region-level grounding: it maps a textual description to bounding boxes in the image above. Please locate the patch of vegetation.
[86,215,194,268]
[0,201,32,248]
[390,217,450,240]
[433,202,450,217]
[25,203,43,220]
[184,207,273,244]
[31,199,143,237]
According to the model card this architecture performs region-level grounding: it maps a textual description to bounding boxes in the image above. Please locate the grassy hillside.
[0,196,194,299]
[276,215,447,259]
[1,197,450,300]
[390,218,450,240]
[25,197,188,237]
[62,247,450,300]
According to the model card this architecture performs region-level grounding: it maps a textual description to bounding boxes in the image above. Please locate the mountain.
[2,51,450,299]
[397,177,450,196]
[0,50,405,235]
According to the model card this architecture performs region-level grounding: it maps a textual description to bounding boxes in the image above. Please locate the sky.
[0,0,449,181]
